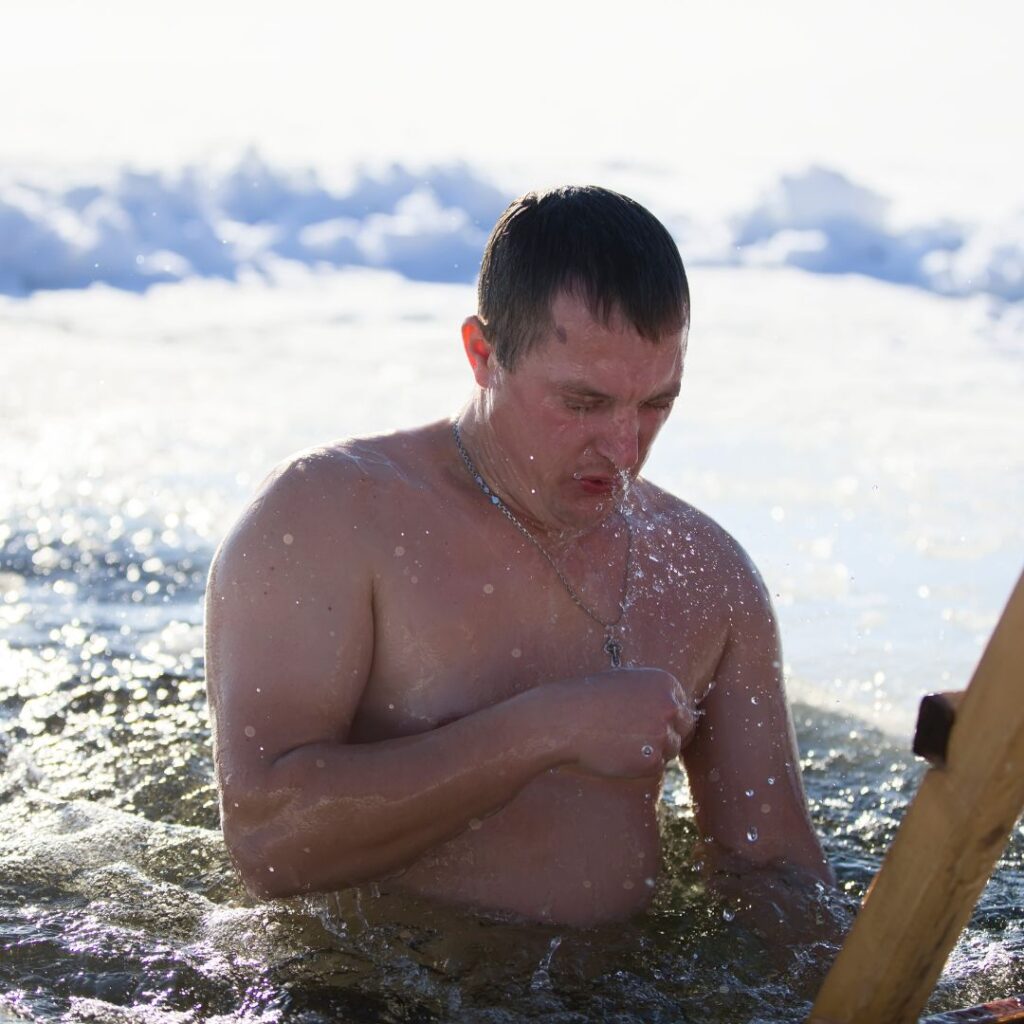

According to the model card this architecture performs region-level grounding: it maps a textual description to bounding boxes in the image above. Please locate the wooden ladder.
[809,569,1024,1024]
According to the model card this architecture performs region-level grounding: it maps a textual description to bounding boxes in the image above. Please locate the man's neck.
[452,410,617,552]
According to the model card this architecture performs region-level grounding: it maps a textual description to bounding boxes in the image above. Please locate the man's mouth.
[577,475,616,496]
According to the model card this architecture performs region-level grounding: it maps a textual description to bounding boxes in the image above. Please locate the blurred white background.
[4,0,1022,218]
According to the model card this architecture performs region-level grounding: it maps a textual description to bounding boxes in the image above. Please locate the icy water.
[1,267,1022,1022]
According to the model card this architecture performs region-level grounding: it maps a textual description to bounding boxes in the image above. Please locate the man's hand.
[557,668,697,778]
[701,845,852,949]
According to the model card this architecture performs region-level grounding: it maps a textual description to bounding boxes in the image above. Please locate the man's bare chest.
[348,512,729,742]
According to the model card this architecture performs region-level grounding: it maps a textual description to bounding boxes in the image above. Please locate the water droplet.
[722,908,735,922]
[483,583,494,594]
[761,803,771,814]
[511,647,522,658]
[622,879,635,890]
[746,827,759,842]
[315,758,326,768]
[767,776,776,785]
[244,725,256,738]
[745,788,754,798]
[394,546,405,557]
[283,534,294,545]
[750,695,759,705]
[468,817,482,830]
[582,879,592,888]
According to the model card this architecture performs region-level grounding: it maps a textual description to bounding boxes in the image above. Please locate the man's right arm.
[205,450,690,899]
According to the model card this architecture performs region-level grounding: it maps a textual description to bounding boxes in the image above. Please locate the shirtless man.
[205,185,833,928]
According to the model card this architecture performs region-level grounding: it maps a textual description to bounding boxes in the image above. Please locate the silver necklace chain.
[451,420,632,669]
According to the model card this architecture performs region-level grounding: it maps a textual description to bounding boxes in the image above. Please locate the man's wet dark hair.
[477,185,689,370]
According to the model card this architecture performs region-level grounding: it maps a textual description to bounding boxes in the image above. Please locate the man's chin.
[558,493,627,531]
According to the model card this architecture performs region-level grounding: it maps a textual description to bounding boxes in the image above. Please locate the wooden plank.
[921,995,1024,1023]
[808,570,1024,1024]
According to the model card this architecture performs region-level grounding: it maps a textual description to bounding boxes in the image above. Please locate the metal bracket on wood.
[912,691,964,768]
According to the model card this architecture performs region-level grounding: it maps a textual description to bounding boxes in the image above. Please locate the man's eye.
[646,400,675,412]
[565,400,598,413]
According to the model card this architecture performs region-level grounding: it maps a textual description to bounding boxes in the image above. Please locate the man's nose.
[596,412,641,471]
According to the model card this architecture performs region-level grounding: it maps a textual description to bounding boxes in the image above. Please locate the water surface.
[2,267,1021,1021]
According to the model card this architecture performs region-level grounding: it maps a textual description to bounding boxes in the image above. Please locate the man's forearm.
[221,684,575,898]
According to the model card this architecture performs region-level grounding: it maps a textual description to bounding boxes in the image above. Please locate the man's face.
[486,290,685,530]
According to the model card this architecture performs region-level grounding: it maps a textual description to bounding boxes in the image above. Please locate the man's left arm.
[681,549,835,916]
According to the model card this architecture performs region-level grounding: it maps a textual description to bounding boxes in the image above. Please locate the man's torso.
[303,423,741,922]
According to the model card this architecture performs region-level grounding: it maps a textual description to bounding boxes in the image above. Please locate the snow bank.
[0,154,507,295]
[1,154,1021,302]
[733,167,958,285]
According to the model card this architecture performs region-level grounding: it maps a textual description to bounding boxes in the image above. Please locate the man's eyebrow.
[555,381,682,401]
[649,382,682,401]
[555,382,612,400]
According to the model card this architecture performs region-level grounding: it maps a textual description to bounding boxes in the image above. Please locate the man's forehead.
[546,288,685,346]
[533,326,685,398]
[548,289,629,338]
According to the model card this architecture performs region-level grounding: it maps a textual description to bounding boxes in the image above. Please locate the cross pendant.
[604,634,623,669]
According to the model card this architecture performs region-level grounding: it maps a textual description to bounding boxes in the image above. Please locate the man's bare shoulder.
[209,423,448,583]
[261,428,440,503]
[638,480,773,610]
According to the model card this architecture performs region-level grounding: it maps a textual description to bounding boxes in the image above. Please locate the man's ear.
[462,316,495,387]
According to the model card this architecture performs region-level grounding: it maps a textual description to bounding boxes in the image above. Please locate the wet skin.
[205,292,832,926]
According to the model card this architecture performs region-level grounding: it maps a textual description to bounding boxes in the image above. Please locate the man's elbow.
[221,811,299,899]
[219,784,313,899]
[219,790,388,900]
[226,830,390,901]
